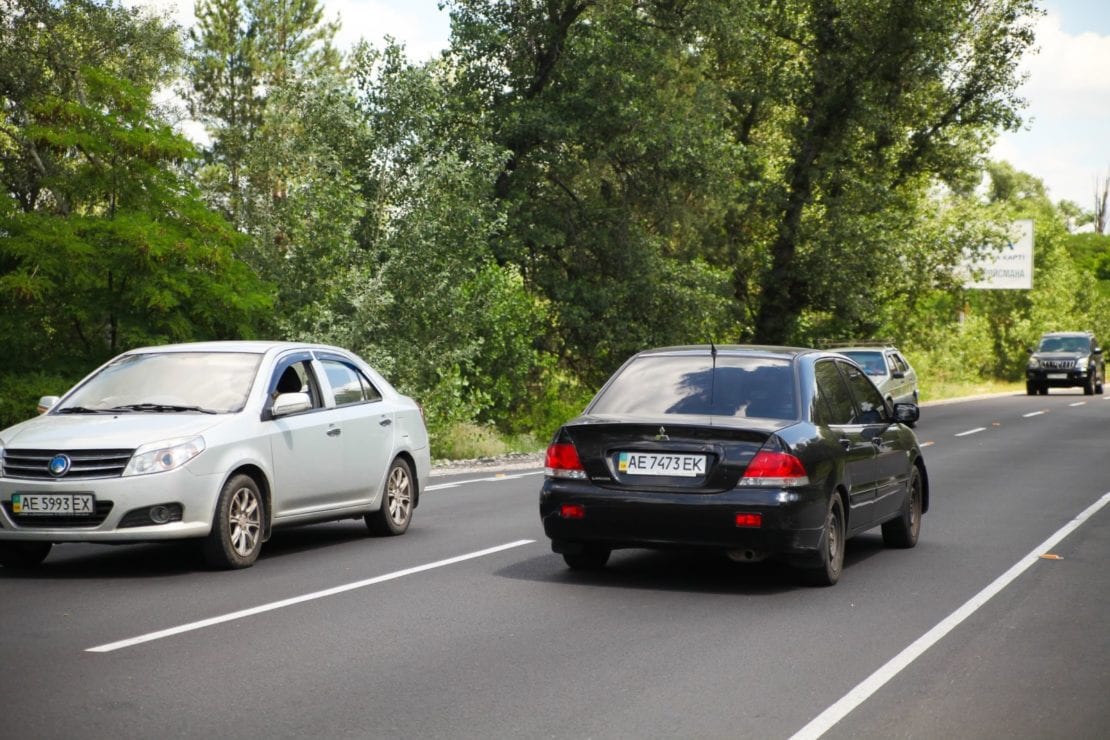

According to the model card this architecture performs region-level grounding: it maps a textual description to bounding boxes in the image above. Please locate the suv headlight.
[123,436,205,476]
[1027,357,1040,369]
[1075,355,1089,369]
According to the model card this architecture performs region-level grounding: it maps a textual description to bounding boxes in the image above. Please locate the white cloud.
[991,11,1110,208]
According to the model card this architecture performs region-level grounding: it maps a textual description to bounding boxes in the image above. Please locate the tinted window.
[273,359,323,409]
[815,360,856,425]
[589,355,797,419]
[1038,336,1091,353]
[841,362,887,424]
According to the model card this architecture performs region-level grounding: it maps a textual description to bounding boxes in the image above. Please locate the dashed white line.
[789,490,1110,740]
[954,427,987,437]
[1069,402,1086,407]
[1023,411,1045,418]
[87,539,536,653]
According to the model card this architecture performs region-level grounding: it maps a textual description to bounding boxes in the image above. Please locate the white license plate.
[11,493,95,516]
[1047,373,1068,380]
[618,452,706,477]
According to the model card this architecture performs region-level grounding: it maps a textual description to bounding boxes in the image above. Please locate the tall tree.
[0,0,271,371]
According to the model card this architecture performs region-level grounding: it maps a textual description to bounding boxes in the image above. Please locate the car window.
[840,350,886,377]
[840,362,887,424]
[814,359,856,425]
[60,351,263,414]
[1039,336,1090,353]
[892,353,909,373]
[589,354,797,419]
[271,359,322,409]
[321,359,380,406]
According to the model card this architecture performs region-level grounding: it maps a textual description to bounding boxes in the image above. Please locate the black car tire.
[202,474,264,569]
[1026,381,1037,396]
[0,541,52,568]
[1084,372,1095,395]
[367,458,414,536]
[563,544,611,570]
[799,494,845,587]
[882,466,922,549]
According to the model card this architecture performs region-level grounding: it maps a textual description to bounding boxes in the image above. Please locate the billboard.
[961,219,1034,290]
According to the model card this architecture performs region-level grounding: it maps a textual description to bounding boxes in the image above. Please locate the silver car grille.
[1041,359,1075,370]
[1,449,134,480]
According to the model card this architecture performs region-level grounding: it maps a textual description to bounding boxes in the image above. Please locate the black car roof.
[635,344,819,359]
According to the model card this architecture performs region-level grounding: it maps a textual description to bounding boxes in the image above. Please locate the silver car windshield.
[840,351,887,377]
[58,352,263,414]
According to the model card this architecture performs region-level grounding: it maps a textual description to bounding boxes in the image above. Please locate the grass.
[919,378,1025,403]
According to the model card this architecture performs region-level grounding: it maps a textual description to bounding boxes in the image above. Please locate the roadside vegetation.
[3,0,1109,460]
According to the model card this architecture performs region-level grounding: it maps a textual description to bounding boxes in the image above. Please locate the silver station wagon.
[0,341,431,569]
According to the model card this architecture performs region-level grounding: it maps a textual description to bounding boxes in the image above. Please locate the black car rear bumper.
[540,479,829,558]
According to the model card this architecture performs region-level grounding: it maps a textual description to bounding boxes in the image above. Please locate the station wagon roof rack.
[816,339,895,348]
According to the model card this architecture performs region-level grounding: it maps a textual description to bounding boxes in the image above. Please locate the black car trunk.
[563,415,783,493]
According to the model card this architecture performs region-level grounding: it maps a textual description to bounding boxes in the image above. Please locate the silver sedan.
[0,341,431,569]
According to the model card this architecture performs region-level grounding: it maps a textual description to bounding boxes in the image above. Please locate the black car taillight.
[739,446,809,488]
[544,441,587,480]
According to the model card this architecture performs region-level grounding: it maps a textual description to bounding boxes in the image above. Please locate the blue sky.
[141,0,1110,211]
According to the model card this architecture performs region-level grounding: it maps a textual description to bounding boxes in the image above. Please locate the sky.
[132,0,1110,211]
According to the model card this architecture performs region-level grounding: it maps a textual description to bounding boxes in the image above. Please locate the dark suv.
[1026,332,1104,395]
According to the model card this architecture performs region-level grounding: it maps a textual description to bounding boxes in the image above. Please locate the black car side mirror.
[1026,347,1033,355]
[893,403,919,424]
[1094,347,1102,354]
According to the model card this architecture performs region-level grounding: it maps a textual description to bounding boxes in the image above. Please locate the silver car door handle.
[327,427,341,437]
[379,418,392,427]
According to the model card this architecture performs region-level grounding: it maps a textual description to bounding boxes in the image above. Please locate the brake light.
[740,450,809,487]
[545,442,587,479]
[735,513,762,528]
[561,504,586,519]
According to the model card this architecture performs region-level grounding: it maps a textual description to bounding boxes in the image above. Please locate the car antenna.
[709,340,717,403]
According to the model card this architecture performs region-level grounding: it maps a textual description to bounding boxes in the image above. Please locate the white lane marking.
[87,540,536,653]
[1069,402,1086,407]
[426,470,543,492]
[919,441,935,448]
[954,427,986,437]
[1023,411,1045,418]
[789,490,1110,740]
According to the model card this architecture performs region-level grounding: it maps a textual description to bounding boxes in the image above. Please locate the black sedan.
[539,345,928,586]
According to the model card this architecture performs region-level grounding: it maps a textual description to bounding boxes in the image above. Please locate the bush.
[0,372,81,430]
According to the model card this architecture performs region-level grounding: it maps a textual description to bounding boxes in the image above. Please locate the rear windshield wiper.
[108,403,218,414]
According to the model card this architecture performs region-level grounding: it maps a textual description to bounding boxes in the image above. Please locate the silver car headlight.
[1027,358,1040,369]
[123,436,206,477]
[1074,356,1088,369]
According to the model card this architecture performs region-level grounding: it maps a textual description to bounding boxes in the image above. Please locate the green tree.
[0,0,271,379]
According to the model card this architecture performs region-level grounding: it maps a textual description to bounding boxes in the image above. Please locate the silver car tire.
[202,474,264,569]
[367,458,414,536]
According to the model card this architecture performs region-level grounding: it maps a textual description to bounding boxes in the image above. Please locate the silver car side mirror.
[272,392,312,417]
[36,396,59,414]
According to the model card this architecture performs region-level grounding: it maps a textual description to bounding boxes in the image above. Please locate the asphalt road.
[2,391,1108,739]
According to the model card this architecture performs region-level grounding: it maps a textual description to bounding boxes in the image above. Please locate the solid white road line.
[954,427,987,437]
[426,470,543,491]
[87,540,536,653]
[789,490,1110,740]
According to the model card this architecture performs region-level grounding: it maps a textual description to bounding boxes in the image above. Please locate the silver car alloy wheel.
[229,485,262,557]
[386,464,412,527]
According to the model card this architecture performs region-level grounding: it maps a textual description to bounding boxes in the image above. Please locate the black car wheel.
[1084,372,1095,395]
[563,544,611,570]
[799,494,845,587]
[202,473,264,569]
[1026,381,1037,396]
[0,541,52,569]
[367,458,414,536]
[882,466,922,548]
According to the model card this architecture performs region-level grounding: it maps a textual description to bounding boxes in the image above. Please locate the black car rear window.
[589,355,797,419]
